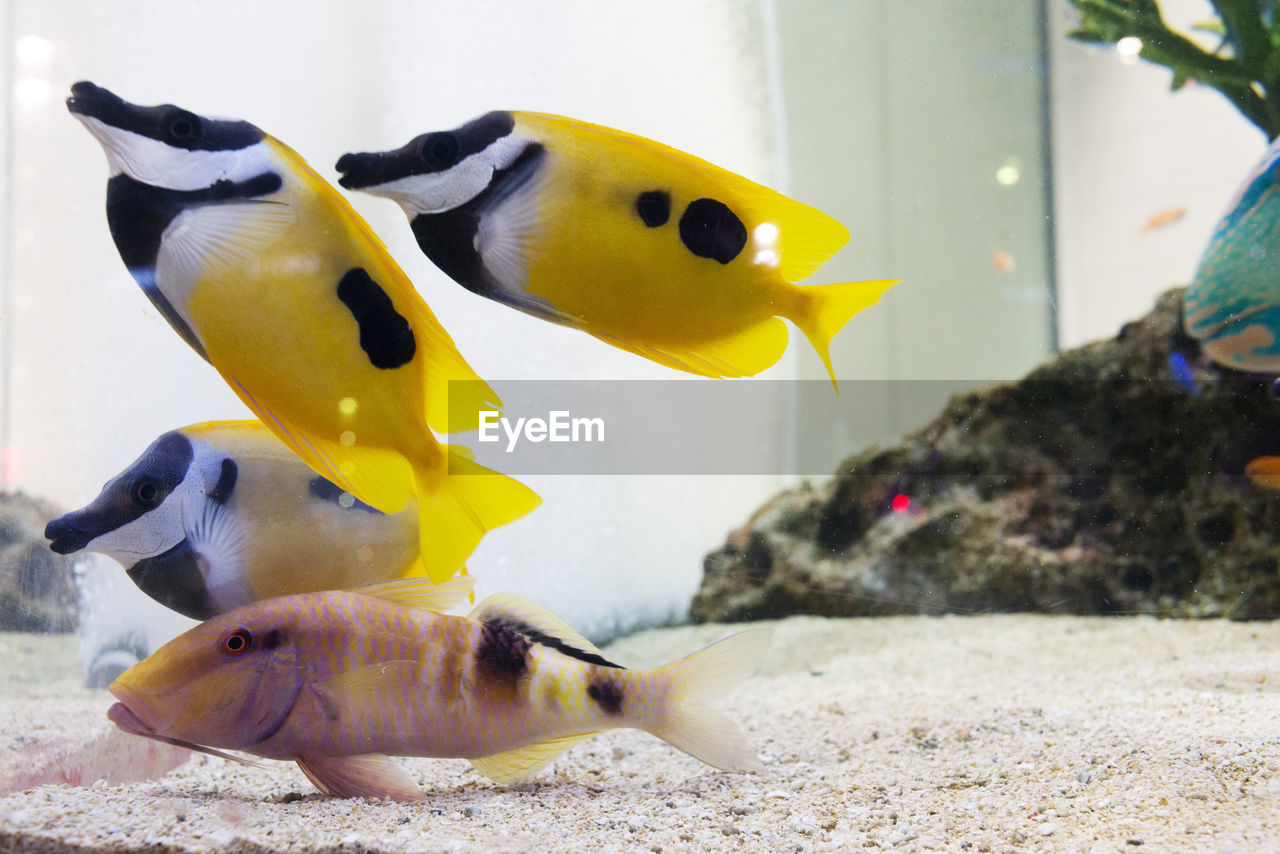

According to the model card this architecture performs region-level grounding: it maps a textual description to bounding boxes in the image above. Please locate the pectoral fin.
[470,733,596,785]
[313,660,421,721]
[295,753,421,801]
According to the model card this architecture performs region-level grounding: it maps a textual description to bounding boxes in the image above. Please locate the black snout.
[335,151,387,190]
[44,513,94,554]
[66,80,123,119]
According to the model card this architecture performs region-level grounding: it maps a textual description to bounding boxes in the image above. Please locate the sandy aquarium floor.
[0,615,1277,853]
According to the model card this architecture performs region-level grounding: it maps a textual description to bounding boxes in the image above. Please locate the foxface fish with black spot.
[65,83,539,584]
[45,420,430,620]
[105,576,770,801]
[337,111,898,389]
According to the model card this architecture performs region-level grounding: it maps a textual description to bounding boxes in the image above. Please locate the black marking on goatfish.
[127,539,214,621]
[678,197,747,264]
[307,476,383,514]
[482,614,624,670]
[44,432,194,554]
[475,619,531,684]
[587,678,624,715]
[335,268,416,369]
[407,143,546,304]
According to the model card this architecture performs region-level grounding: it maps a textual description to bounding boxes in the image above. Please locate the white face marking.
[84,465,203,563]
[362,133,534,216]
[72,114,273,191]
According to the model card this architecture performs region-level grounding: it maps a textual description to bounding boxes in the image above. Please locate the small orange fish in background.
[992,250,1016,273]
[105,577,769,800]
[1245,456,1280,490]
[1140,206,1188,234]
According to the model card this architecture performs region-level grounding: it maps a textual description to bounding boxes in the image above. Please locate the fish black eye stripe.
[67,81,264,152]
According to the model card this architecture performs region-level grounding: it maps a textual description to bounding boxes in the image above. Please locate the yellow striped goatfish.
[106,577,769,800]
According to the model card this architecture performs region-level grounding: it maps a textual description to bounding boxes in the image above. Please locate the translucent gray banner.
[446,379,1000,475]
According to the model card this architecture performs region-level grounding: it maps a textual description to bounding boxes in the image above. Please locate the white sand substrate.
[0,614,1277,853]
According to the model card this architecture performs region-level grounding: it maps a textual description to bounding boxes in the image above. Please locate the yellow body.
[182,138,538,582]
[187,420,424,601]
[438,113,895,386]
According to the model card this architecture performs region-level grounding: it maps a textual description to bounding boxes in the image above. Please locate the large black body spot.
[678,198,748,264]
[635,190,671,227]
[335,268,416,369]
[587,678,624,716]
[308,476,383,514]
[476,619,532,683]
[127,540,214,621]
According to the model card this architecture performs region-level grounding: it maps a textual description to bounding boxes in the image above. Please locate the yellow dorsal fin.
[470,733,597,784]
[352,576,474,612]
[469,593,609,660]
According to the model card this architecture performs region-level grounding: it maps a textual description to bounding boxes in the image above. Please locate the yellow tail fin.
[789,279,898,392]
[412,447,541,584]
[644,628,771,772]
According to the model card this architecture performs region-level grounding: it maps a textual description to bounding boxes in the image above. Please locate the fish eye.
[419,132,459,170]
[166,110,201,143]
[130,477,161,508]
[218,627,253,658]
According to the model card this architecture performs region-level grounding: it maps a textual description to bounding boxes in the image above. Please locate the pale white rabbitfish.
[65,83,539,584]
[335,112,898,390]
[44,420,432,621]
[106,577,770,801]
[1185,136,1280,371]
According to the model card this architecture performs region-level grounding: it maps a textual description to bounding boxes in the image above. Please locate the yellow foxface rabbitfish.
[1184,136,1280,372]
[106,578,769,801]
[44,420,431,621]
[65,83,539,584]
[335,112,897,389]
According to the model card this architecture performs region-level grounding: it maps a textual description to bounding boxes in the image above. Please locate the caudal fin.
[645,628,772,772]
[412,447,541,584]
[790,279,898,392]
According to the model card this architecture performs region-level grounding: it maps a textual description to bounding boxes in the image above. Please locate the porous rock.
[0,492,77,632]
[693,288,1280,622]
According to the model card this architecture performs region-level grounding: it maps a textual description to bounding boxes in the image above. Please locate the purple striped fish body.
[107,578,768,800]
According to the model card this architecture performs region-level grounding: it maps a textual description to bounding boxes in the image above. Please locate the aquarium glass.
[3,0,1275,849]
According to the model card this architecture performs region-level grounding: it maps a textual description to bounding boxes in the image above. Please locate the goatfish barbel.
[106,577,769,800]
[65,82,539,584]
[44,420,426,621]
[336,111,898,390]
